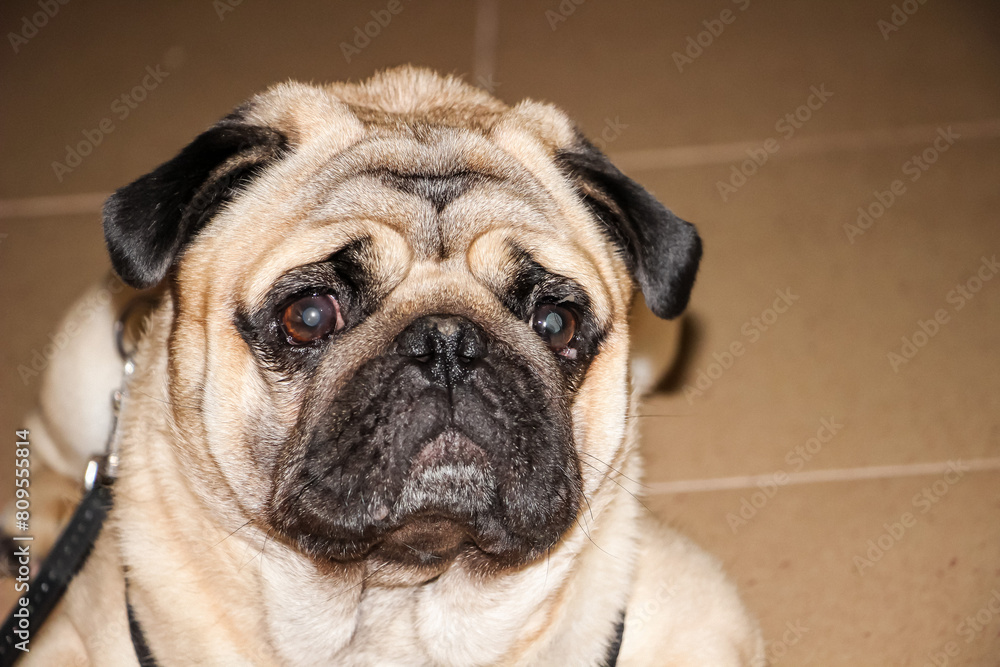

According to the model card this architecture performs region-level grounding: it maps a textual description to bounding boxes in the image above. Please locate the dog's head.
[105,67,700,576]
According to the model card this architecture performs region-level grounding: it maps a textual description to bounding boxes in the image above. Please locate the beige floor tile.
[0,0,477,198]
[634,140,1000,481]
[644,473,1000,666]
[496,0,1000,151]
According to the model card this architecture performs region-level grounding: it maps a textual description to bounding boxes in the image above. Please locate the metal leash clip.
[84,298,143,491]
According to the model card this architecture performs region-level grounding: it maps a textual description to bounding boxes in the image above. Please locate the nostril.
[458,336,486,361]
[396,327,432,359]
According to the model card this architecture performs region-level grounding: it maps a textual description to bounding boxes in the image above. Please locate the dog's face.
[104,68,700,578]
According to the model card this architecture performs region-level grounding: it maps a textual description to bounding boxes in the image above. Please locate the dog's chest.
[260,563,547,667]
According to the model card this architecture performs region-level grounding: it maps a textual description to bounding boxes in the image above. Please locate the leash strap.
[0,482,114,667]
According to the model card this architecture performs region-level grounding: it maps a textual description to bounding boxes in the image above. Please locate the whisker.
[580,451,646,487]
[575,515,615,560]
[578,458,655,518]
[579,485,595,522]
[210,518,253,552]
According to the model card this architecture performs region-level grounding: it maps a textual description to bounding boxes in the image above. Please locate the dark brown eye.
[531,304,577,351]
[281,295,343,345]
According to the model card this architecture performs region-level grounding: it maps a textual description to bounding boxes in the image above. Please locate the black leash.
[0,480,114,666]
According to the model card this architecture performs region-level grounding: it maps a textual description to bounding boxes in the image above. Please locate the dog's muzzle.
[269,314,582,570]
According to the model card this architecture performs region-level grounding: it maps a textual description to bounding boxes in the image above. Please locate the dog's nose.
[396,315,487,385]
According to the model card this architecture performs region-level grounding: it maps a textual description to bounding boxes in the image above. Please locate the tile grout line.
[3,117,999,220]
[645,457,1000,495]
[0,192,109,220]
[612,117,1000,171]
[472,0,498,91]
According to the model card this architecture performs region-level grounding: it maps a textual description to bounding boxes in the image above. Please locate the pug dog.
[17,67,764,666]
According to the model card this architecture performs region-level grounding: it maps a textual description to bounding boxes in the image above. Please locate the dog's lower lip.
[376,515,472,561]
[289,511,523,566]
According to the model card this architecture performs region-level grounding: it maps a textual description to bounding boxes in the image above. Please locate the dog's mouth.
[373,516,476,567]
[271,429,579,572]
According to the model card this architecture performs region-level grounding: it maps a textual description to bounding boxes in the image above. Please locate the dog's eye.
[281,295,343,344]
[531,304,577,351]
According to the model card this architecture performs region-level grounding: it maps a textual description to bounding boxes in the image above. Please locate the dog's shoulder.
[621,515,766,666]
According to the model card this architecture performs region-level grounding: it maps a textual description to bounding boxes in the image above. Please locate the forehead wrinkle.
[546,236,614,320]
[435,176,554,254]
[309,160,559,266]
[309,174,426,233]
[312,123,554,201]
[488,121,632,318]
[479,232,615,327]
[441,192,555,264]
[237,215,412,310]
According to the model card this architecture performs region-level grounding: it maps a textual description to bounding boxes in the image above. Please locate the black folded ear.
[102,112,288,288]
[556,136,702,320]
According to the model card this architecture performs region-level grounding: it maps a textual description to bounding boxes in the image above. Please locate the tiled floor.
[2,0,999,664]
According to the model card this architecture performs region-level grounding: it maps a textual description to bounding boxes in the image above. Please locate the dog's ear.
[557,136,702,320]
[103,111,288,288]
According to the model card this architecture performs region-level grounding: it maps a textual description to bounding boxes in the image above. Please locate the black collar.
[126,587,158,667]
[125,594,626,667]
[602,610,626,666]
